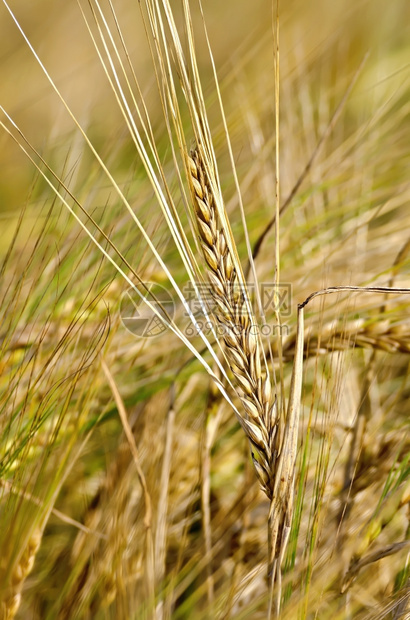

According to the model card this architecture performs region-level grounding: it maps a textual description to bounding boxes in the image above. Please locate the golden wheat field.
[0,1,410,618]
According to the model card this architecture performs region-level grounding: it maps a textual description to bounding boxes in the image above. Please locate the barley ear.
[187,146,277,493]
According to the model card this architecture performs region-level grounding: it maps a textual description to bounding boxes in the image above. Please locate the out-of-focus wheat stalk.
[0,530,41,620]
[279,317,410,359]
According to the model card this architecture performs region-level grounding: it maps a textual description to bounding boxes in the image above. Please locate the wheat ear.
[0,529,41,620]
[188,147,277,498]
[280,318,410,359]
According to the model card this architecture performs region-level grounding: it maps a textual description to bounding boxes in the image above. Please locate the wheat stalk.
[188,147,305,613]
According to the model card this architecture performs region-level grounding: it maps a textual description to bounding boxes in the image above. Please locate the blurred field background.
[0,0,410,618]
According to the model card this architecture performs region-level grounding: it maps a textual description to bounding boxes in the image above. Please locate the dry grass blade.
[341,540,410,594]
[300,286,410,309]
[268,304,304,616]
